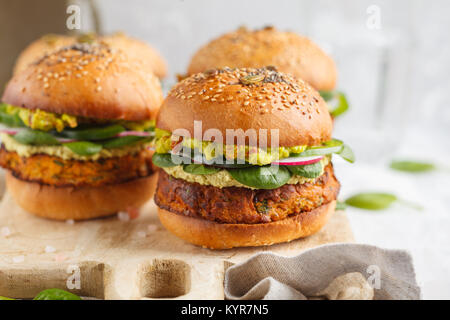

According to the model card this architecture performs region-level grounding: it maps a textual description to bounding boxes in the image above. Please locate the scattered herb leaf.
[345,192,397,210]
[390,160,435,173]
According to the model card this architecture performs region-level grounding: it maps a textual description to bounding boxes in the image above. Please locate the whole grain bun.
[6,172,158,221]
[3,42,163,121]
[13,33,167,78]
[158,200,336,249]
[187,26,337,91]
[157,67,332,147]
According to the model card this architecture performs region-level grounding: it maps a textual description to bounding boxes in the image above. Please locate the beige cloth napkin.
[224,243,421,300]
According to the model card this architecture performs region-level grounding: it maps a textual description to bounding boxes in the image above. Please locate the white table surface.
[334,124,450,300]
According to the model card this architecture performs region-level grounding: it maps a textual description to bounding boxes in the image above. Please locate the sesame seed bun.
[102,33,168,79]
[5,171,158,221]
[157,67,333,147]
[187,26,337,91]
[13,34,74,76]
[13,33,167,79]
[3,43,163,121]
[158,200,336,249]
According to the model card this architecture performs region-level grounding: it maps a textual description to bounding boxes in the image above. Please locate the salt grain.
[45,245,56,253]
[1,226,11,238]
[66,219,75,225]
[12,255,25,263]
[54,254,67,262]
[147,224,158,233]
[137,231,147,238]
[117,211,130,222]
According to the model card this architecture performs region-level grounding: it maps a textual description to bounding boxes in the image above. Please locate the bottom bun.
[6,171,158,221]
[158,200,336,249]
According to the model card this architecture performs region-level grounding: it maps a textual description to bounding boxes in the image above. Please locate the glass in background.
[302,0,413,164]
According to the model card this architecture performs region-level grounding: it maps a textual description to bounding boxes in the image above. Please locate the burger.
[0,42,163,220]
[13,32,168,79]
[186,26,348,117]
[153,67,353,249]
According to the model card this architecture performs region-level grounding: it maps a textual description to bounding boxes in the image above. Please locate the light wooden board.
[0,183,355,300]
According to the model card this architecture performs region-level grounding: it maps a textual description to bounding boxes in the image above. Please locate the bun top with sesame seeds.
[13,34,75,76]
[187,26,337,91]
[3,43,163,121]
[13,32,168,79]
[157,67,333,147]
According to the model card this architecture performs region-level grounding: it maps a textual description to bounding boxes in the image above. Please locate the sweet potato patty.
[0,146,154,187]
[155,164,340,224]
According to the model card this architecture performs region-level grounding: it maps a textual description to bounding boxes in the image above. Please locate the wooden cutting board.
[0,175,355,300]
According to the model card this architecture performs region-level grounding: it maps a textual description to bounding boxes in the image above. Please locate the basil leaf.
[390,160,435,173]
[298,139,344,157]
[320,91,349,117]
[286,162,323,178]
[102,135,146,149]
[228,165,292,189]
[183,164,220,175]
[336,144,355,163]
[63,141,102,156]
[13,129,61,146]
[0,296,15,300]
[33,288,82,300]
[345,192,397,210]
[61,124,125,141]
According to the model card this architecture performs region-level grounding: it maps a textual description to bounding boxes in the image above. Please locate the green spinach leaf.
[228,165,292,189]
[345,192,397,210]
[33,288,81,300]
[286,162,323,178]
[63,141,102,156]
[390,160,435,173]
[60,124,124,141]
[13,129,61,146]
[183,164,220,175]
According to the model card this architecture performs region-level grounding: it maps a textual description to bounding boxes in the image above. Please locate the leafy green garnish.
[63,141,103,156]
[286,161,323,178]
[60,124,125,141]
[152,153,180,168]
[390,160,435,173]
[336,201,347,211]
[13,129,61,146]
[298,139,343,157]
[337,144,355,163]
[183,164,220,175]
[228,165,292,189]
[345,192,397,210]
[320,91,349,117]
[0,110,24,127]
[33,288,82,300]
[101,135,146,149]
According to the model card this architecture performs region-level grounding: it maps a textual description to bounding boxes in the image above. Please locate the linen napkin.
[224,243,420,300]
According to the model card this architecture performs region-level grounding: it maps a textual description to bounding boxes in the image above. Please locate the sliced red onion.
[0,128,153,143]
[272,155,324,166]
[117,131,154,137]
[0,129,18,135]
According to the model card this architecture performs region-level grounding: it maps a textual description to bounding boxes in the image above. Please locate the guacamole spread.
[154,129,308,166]
[162,156,329,189]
